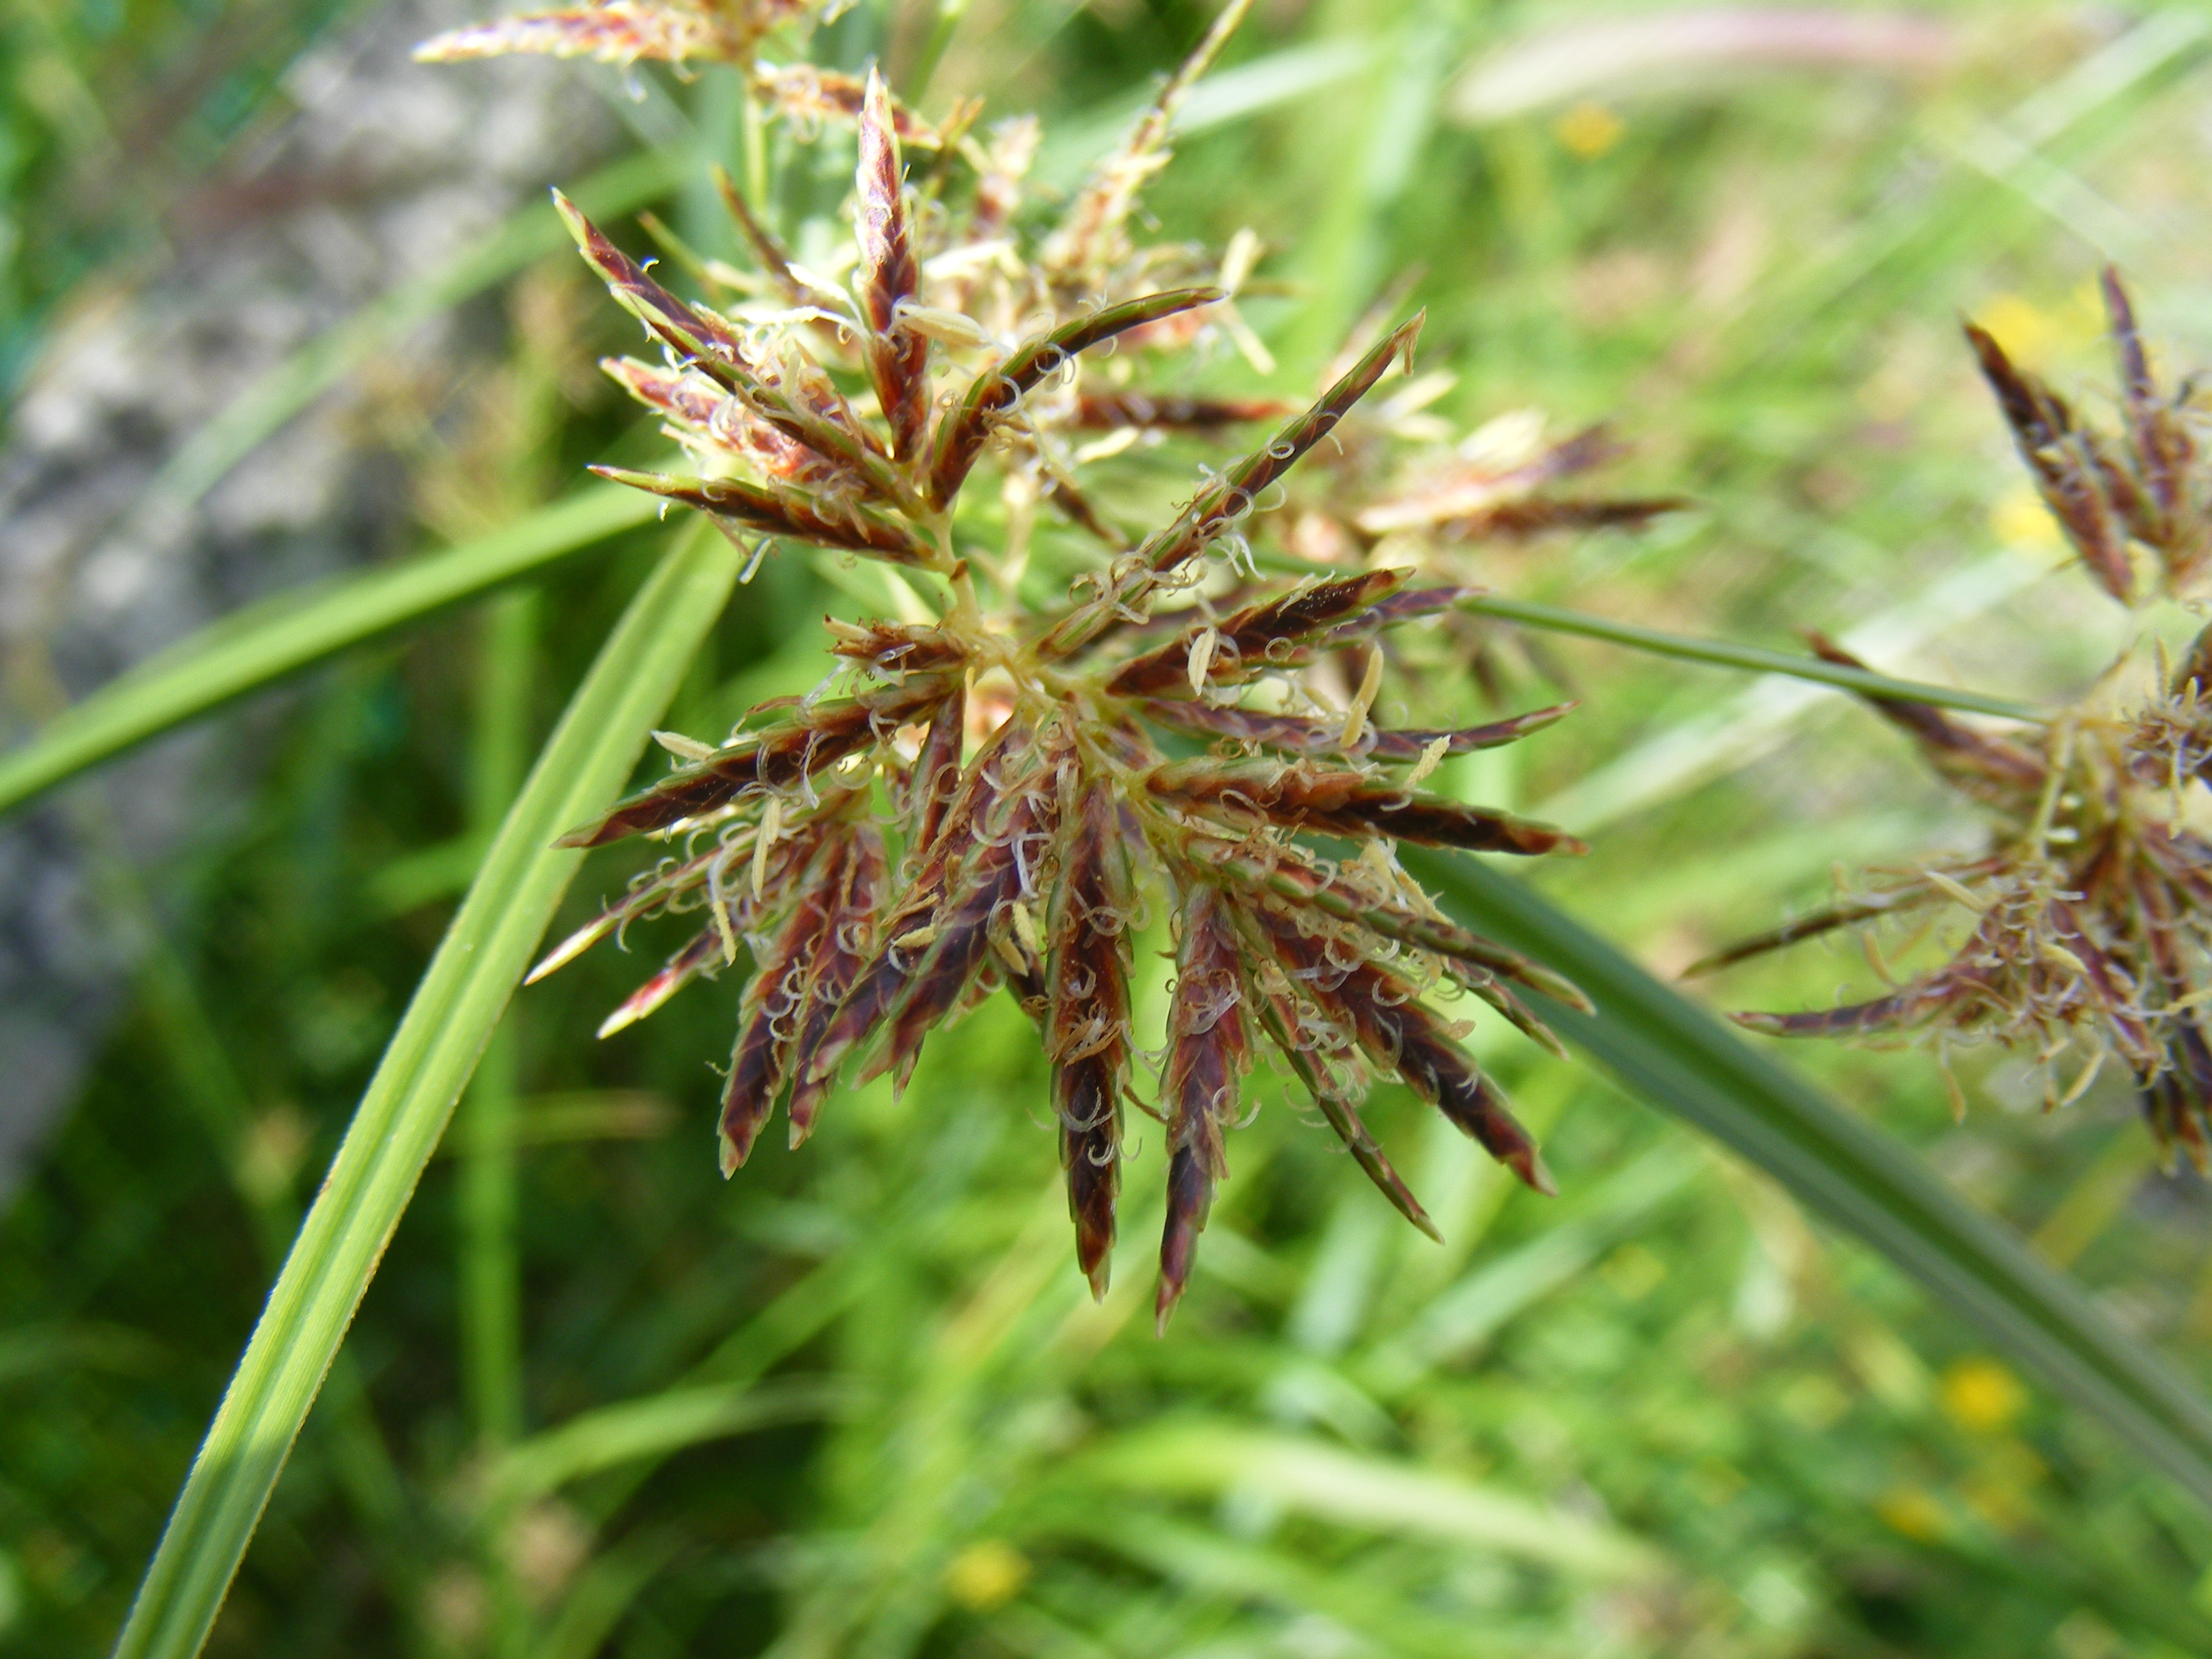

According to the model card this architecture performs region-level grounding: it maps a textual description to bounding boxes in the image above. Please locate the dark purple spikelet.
[591,466,940,565]
[926,288,1222,508]
[799,720,1029,1095]
[1137,698,1572,762]
[1038,315,1426,661]
[784,824,888,1147]
[869,747,1063,1095]
[1145,758,1586,855]
[903,681,967,859]
[720,833,851,1172]
[1156,883,1250,1330]
[1241,970,1438,1239]
[558,677,955,848]
[1964,321,2136,602]
[1248,905,1551,1195]
[1048,779,1134,1300]
[1105,569,1409,697]
[855,69,930,461]
[1074,391,1292,431]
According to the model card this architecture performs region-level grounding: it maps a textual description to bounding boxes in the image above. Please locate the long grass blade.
[110,518,740,1659]
[0,485,655,820]
[1404,848,2212,1513]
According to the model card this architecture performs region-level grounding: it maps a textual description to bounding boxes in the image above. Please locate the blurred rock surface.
[0,0,616,1196]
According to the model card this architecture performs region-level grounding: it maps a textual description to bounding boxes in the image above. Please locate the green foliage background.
[9,1,2212,1654]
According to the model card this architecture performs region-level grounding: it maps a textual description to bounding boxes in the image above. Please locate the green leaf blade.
[0,485,656,821]
[111,520,739,1659]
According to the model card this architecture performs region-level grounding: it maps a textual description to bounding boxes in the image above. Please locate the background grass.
[9,0,2212,1654]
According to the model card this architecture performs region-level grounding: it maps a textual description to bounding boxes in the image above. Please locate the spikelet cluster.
[436,14,1599,1321]
[416,0,837,72]
[1212,322,1687,701]
[1704,270,2212,1164]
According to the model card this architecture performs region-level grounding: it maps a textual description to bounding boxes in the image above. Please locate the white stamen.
[753,797,782,902]
[654,729,718,763]
[1403,734,1451,788]
[1187,626,1220,695]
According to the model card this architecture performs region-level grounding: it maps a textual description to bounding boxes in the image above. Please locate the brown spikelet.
[925,289,1224,508]
[598,359,826,483]
[711,166,842,315]
[799,722,1029,1092]
[415,3,724,66]
[599,925,728,1039]
[1964,321,2135,602]
[905,682,966,857]
[1075,392,1294,430]
[1251,907,1551,1195]
[869,758,1063,1094]
[556,195,901,501]
[1732,990,1944,1039]
[1803,633,2047,802]
[720,835,853,1172]
[750,60,947,149]
[528,836,747,985]
[1434,497,1688,541]
[855,69,930,460]
[2100,267,2207,586]
[1145,320,1422,581]
[1318,585,1479,648]
[1137,699,1572,762]
[1046,476,1132,551]
[1187,836,1585,1012]
[824,619,969,678]
[1145,758,1584,855]
[1040,314,1425,661]
[1683,888,1937,978]
[591,466,939,566]
[1105,569,1409,696]
[560,678,954,848]
[556,192,760,369]
[1240,966,1437,1237]
[1048,782,1134,1299]
[783,825,888,1147]
[1156,882,1250,1330]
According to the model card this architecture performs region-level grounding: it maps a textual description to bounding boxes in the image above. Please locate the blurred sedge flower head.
[422,2,1659,1324]
[1702,269,2212,1166]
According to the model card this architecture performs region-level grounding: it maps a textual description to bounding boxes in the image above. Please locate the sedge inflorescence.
[432,4,1606,1324]
[1704,270,2212,1165]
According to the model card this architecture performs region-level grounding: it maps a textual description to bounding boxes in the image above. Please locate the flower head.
[1702,270,2212,1164]
[441,19,1597,1317]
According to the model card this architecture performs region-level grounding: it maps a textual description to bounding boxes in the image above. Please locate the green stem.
[112,520,740,1659]
[462,590,535,1658]
[461,590,537,1456]
[1459,594,2048,723]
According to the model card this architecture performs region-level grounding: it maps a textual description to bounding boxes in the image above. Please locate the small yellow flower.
[945,1540,1030,1610]
[1876,1485,1946,1541]
[1989,487,2060,550]
[1555,101,1624,159]
[1975,293,2056,368]
[1940,1357,2026,1433]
